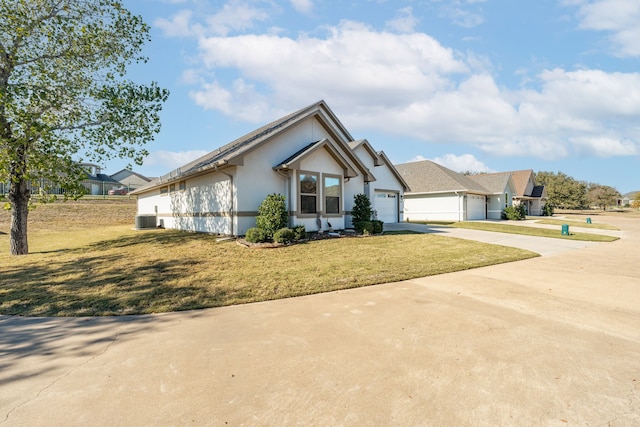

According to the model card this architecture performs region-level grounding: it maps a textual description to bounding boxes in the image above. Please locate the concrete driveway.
[1,215,639,426]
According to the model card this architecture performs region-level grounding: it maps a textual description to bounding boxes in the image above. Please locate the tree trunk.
[9,177,30,255]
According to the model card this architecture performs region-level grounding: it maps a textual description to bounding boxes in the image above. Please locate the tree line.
[535,171,628,210]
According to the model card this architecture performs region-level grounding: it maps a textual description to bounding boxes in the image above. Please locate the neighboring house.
[130,101,409,235]
[81,163,121,196]
[395,160,491,222]
[395,163,546,222]
[110,169,153,192]
[469,172,517,219]
[506,170,547,215]
[618,191,638,207]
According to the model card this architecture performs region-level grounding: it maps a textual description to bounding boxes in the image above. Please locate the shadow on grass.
[0,231,233,317]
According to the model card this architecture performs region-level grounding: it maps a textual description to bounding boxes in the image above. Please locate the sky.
[109,0,640,194]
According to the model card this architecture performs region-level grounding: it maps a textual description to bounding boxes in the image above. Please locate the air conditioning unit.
[135,214,157,230]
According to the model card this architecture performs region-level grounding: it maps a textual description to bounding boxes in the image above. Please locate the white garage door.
[466,194,486,220]
[374,191,398,223]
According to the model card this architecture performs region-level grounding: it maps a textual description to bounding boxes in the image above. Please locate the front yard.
[0,201,539,316]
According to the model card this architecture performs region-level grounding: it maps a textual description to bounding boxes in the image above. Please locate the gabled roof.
[469,172,514,194]
[395,160,489,194]
[131,100,369,194]
[377,151,411,192]
[110,168,152,183]
[273,138,359,178]
[349,139,383,166]
[508,170,536,197]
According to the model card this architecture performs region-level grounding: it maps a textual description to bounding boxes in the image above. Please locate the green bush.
[355,220,374,234]
[502,205,526,220]
[351,194,372,226]
[542,203,555,216]
[293,225,306,240]
[273,227,295,244]
[245,227,268,243]
[256,193,288,239]
[372,220,384,234]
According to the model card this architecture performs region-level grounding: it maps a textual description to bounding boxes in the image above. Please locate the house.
[110,169,153,192]
[395,160,491,221]
[395,162,546,222]
[468,172,517,219]
[506,170,547,216]
[130,101,409,235]
[618,191,638,207]
[80,163,121,196]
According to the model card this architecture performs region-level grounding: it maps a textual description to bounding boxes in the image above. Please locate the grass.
[0,199,540,317]
[534,218,620,230]
[450,221,619,242]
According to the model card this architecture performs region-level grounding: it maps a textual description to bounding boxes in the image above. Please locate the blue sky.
[111,0,640,194]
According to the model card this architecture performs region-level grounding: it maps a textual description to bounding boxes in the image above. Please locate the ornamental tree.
[0,0,169,255]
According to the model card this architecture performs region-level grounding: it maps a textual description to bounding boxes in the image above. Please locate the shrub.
[351,194,372,226]
[542,203,555,216]
[372,220,384,234]
[273,227,295,244]
[502,205,526,220]
[355,220,374,234]
[293,225,306,240]
[256,193,288,239]
[245,227,268,243]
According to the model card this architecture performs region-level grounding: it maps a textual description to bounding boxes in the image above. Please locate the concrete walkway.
[1,214,639,426]
[383,221,608,256]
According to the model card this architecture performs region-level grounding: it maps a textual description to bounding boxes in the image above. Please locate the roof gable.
[470,172,515,194]
[396,160,489,194]
[273,138,359,178]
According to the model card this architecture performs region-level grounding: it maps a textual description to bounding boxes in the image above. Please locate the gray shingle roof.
[469,172,512,194]
[395,160,489,194]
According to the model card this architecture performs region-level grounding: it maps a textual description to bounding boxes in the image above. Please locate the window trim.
[298,171,319,217]
[322,173,342,217]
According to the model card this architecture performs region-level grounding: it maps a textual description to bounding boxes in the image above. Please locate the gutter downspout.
[454,191,462,222]
[216,167,235,236]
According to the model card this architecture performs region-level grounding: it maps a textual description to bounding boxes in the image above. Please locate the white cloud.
[154,1,270,38]
[173,18,640,162]
[290,0,314,14]
[144,150,209,170]
[410,153,495,173]
[569,0,640,57]
[385,7,419,33]
[155,10,200,38]
[436,0,486,28]
[191,20,468,121]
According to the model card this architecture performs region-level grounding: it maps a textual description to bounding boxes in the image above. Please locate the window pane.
[301,195,317,214]
[300,174,317,194]
[324,176,340,197]
[326,196,340,214]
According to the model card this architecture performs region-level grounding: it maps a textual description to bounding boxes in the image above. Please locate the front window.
[324,175,341,214]
[299,173,318,214]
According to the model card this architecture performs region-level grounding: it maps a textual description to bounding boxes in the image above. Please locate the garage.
[466,194,486,220]
[374,191,399,223]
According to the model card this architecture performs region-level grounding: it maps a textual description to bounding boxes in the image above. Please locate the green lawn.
[534,218,620,230]
[0,221,539,316]
[451,221,619,242]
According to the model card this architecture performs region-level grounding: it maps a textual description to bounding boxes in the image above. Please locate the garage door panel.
[374,191,398,223]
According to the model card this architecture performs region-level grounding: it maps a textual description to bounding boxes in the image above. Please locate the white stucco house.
[130,101,409,235]
[395,160,493,222]
[395,162,545,221]
[469,172,517,219]
[506,170,547,216]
